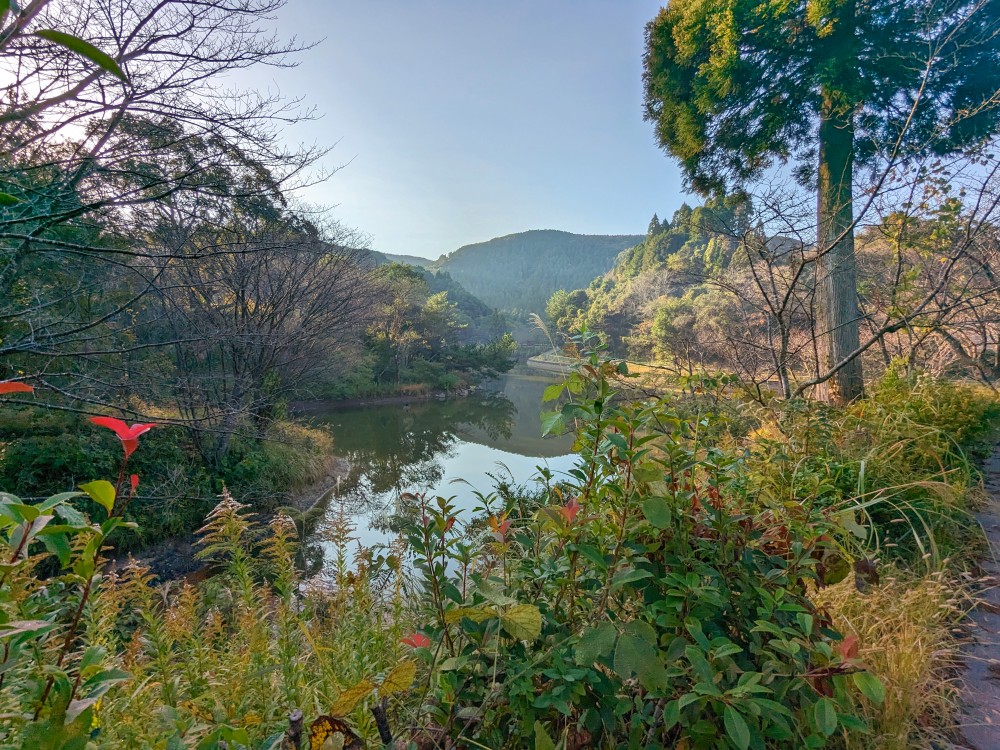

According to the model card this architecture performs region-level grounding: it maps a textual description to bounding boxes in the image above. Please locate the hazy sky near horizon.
[260,1,690,259]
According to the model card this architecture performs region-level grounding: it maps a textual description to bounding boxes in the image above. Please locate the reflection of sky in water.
[328,442,577,551]
[304,373,578,565]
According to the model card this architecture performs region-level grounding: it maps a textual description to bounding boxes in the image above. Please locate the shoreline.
[290,387,475,413]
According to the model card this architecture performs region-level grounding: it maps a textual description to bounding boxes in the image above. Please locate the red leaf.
[89,417,156,458]
[401,632,431,649]
[489,515,512,542]
[561,497,581,524]
[837,635,860,660]
[0,381,33,395]
[129,474,139,493]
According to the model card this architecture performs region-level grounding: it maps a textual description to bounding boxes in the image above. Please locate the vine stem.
[35,573,94,718]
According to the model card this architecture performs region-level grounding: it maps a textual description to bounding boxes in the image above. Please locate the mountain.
[430,230,644,314]
[375,252,434,268]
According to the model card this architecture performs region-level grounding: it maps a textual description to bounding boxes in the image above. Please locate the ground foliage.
[0,340,996,748]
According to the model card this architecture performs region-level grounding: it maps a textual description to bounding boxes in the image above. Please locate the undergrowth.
[0,342,996,749]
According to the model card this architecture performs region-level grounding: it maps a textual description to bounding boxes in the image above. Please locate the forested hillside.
[373,251,434,268]
[0,0,518,547]
[431,229,644,314]
[549,188,1000,399]
[372,253,497,336]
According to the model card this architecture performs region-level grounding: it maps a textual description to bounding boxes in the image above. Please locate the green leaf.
[724,705,750,750]
[835,510,868,539]
[611,566,653,589]
[0,193,21,206]
[80,480,115,514]
[80,667,129,693]
[574,622,617,665]
[54,503,88,527]
[0,620,51,638]
[641,497,672,529]
[814,697,838,736]
[713,642,743,659]
[475,578,517,605]
[38,531,71,568]
[34,30,126,81]
[501,604,542,641]
[853,671,885,705]
[571,543,608,571]
[662,699,680,730]
[540,410,564,437]
[541,383,565,402]
[623,619,657,645]
[79,645,108,673]
[38,491,85,512]
[7,503,39,522]
[614,631,669,691]
[632,463,662,484]
[533,721,556,750]
[685,645,715,685]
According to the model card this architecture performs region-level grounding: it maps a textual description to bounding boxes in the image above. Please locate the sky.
[258,1,690,259]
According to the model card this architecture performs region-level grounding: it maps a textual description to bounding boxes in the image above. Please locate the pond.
[303,372,578,568]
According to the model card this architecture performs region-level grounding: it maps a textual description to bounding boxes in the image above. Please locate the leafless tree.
[147,207,377,467]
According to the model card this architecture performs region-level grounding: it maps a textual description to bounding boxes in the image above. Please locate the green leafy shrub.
[1,349,996,749]
[0,409,333,553]
[402,341,874,749]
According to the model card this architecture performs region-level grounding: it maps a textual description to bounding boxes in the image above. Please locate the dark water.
[306,372,577,555]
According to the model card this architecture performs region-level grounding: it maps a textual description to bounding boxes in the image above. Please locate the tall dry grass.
[817,568,973,749]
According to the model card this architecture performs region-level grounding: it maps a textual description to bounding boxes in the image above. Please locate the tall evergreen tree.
[643,0,1000,403]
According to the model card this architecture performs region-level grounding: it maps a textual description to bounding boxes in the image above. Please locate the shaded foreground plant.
[401,335,884,749]
[0,351,995,748]
[0,388,416,749]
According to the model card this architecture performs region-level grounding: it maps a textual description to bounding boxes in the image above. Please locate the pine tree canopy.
[643,0,1000,195]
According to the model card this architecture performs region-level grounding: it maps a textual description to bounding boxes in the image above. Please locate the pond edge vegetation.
[0,332,998,749]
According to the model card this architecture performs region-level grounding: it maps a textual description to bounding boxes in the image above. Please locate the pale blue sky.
[263,1,689,259]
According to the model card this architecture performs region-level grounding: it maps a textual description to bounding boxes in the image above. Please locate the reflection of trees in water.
[465,375,575,457]
[308,391,519,554]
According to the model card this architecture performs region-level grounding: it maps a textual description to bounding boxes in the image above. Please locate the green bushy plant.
[401,337,878,749]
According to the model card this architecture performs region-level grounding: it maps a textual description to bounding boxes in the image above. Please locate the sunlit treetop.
[643,0,1000,195]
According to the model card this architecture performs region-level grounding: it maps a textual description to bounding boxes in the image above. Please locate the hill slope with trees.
[430,229,644,314]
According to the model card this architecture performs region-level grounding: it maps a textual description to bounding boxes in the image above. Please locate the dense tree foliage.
[356,263,516,395]
[549,177,1000,400]
[644,0,1000,402]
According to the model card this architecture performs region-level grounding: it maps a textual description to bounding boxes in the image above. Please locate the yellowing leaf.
[501,603,542,641]
[329,679,373,716]
[80,480,115,514]
[444,605,497,624]
[380,660,416,696]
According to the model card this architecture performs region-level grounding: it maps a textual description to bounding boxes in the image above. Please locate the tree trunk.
[815,91,863,404]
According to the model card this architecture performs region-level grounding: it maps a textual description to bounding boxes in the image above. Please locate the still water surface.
[307,373,577,557]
